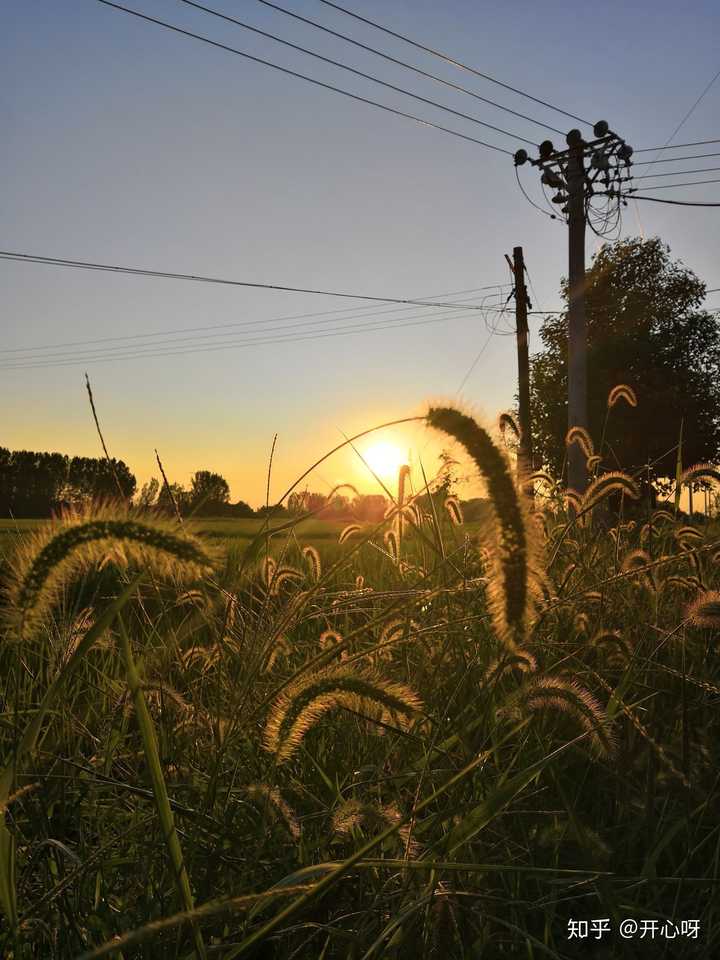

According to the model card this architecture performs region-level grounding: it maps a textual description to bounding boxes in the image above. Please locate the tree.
[231,499,256,518]
[136,477,160,509]
[157,482,187,517]
[188,470,230,515]
[530,237,720,482]
[66,456,136,503]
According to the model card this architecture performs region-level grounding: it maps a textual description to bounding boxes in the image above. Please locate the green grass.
[0,422,719,960]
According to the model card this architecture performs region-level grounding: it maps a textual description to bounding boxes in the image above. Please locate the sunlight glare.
[362,441,405,482]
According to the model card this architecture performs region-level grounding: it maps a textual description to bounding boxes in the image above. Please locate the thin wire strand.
[0,288,507,357]
[632,152,720,166]
[615,195,720,208]
[629,178,720,191]
[0,250,503,310]
[94,1,512,154]
[317,0,592,126]
[632,166,720,180]
[0,304,488,364]
[187,0,566,135]
[0,310,482,371]
[514,167,558,221]
[633,138,720,152]
[170,0,538,146]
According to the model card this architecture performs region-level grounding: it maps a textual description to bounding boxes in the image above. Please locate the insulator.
[566,129,583,147]
[593,120,609,138]
[542,169,565,189]
[591,151,610,171]
[539,140,554,160]
[617,144,634,162]
[514,149,529,166]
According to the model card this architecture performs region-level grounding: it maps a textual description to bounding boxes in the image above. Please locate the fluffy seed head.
[498,412,521,440]
[443,496,464,526]
[263,668,422,763]
[505,677,614,757]
[302,545,322,581]
[426,406,536,651]
[566,426,594,458]
[607,384,638,409]
[686,591,720,628]
[384,529,399,563]
[679,463,720,487]
[582,472,640,512]
[4,500,213,639]
[339,524,362,544]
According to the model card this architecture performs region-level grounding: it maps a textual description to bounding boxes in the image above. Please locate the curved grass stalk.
[426,406,535,649]
[4,503,212,640]
[263,669,422,763]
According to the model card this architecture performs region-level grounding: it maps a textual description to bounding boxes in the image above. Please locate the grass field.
[0,407,719,959]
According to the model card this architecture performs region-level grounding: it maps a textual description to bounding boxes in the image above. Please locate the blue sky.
[3,0,719,504]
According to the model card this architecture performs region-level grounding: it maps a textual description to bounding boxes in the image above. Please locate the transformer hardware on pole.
[512,122,634,495]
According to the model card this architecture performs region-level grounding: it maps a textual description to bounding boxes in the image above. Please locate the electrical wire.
[614,195,720,208]
[638,67,720,176]
[94,1,513,154]
[454,328,495,394]
[632,152,720,166]
[632,166,720,180]
[0,250,506,310]
[317,0,592,127]
[0,302,495,363]
[168,1,539,146]
[183,0,567,136]
[0,309,485,372]
[633,138,720,152]
[514,167,559,221]
[0,288,507,358]
[629,178,720,191]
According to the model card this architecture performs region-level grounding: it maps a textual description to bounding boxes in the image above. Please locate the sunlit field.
[1,403,719,959]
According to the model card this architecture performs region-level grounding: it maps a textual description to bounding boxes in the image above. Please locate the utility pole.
[505,246,533,486]
[565,133,588,494]
[513,123,634,494]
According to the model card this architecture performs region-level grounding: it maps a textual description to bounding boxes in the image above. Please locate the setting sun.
[362,441,406,482]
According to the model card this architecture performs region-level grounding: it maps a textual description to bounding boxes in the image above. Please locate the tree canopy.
[0,449,136,517]
[530,237,720,482]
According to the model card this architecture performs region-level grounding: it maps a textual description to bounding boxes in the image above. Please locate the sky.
[3,0,719,506]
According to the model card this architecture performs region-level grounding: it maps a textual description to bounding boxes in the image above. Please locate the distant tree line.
[1,451,490,522]
[0,448,136,517]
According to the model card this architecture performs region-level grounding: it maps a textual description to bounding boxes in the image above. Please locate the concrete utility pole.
[506,246,534,485]
[513,122,634,494]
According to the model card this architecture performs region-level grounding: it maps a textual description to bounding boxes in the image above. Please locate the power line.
[633,138,720,152]
[168,1,538,146]
[0,304,484,362]
[94,0,512,155]
[632,166,720,180]
[618,195,720,208]
[0,299,506,364]
[628,178,720,191]
[662,68,720,151]
[634,68,720,177]
[515,167,558,221]
[0,288,507,358]
[317,0,592,126]
[0,250,506,310]
[228,0,566,135]
[0,308,487,372]
[632,152,720,166]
